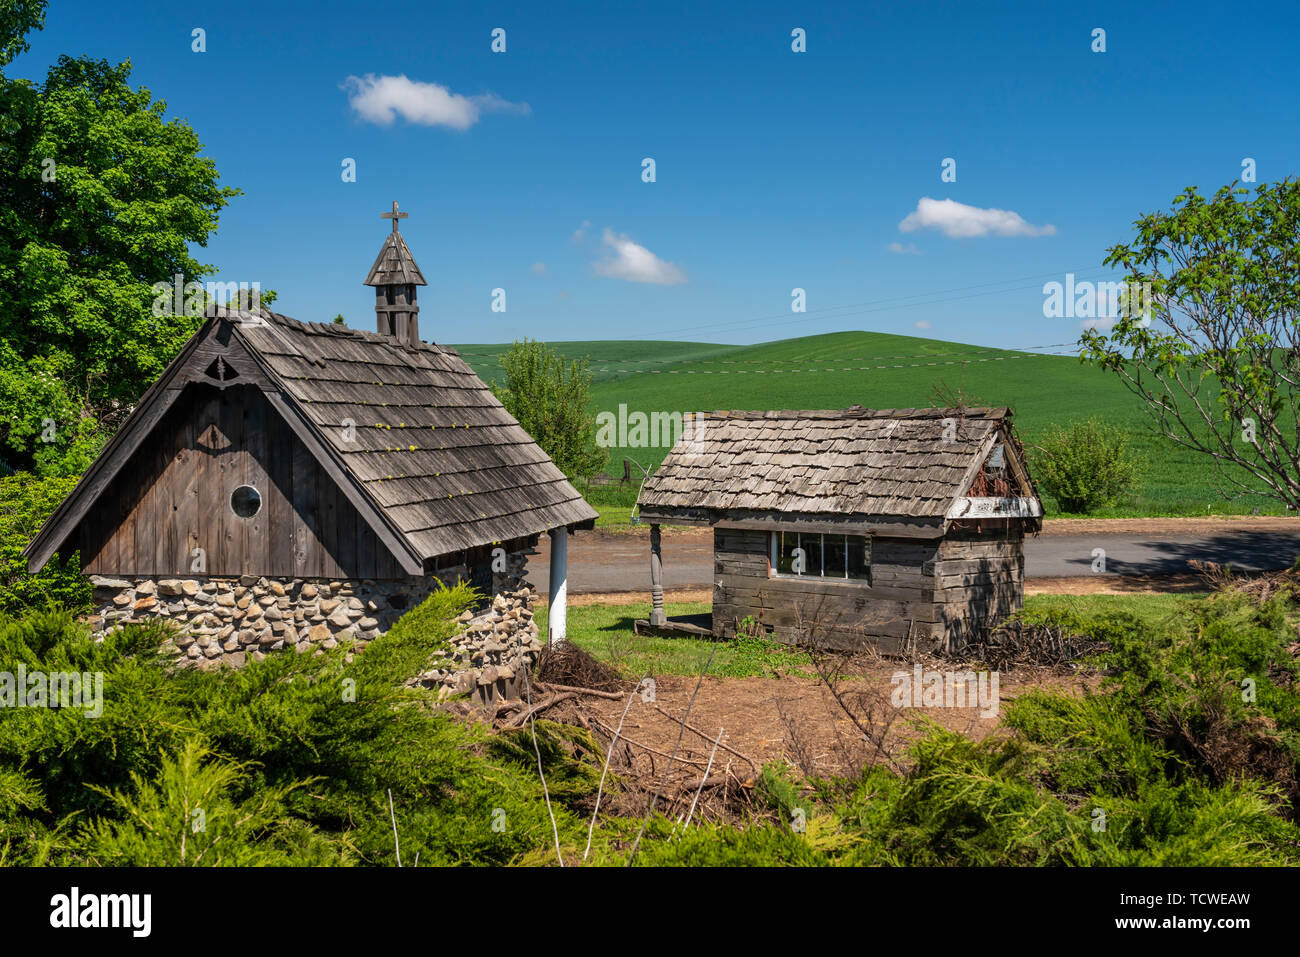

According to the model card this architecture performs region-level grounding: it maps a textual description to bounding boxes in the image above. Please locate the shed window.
[230,485,261,519]
[771,532,870,582]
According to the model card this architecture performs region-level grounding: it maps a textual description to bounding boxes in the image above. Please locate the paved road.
[528,528,1300,595]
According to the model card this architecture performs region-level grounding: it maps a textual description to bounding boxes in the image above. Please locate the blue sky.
[15,0,1300,349]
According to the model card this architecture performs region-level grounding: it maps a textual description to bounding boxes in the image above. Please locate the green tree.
[492,339,607,480]
[1030,418,1141,514]
[0,6,239,476]
[1082,180,1300,507]
[0,471,90,615]
[84,739,316,866]
[0,0,45,69]
[217,286,276,310]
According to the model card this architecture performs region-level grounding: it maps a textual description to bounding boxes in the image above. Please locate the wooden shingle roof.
[637,406,1026,526]
[226,308,596,558]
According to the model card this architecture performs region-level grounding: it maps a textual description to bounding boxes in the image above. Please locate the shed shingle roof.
[637,406,1020,520]
[227,308,597,559]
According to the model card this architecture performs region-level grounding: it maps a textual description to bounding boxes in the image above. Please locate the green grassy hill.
[452,332,1283,517]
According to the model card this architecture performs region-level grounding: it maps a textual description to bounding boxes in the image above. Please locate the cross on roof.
[381,200,408,233]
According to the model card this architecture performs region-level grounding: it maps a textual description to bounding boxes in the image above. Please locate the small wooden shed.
[24,204,596,675]
[635,406,1042,653]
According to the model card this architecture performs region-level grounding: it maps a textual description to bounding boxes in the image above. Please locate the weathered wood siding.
[933,521,1025,648]
[711,527,944,653]
[711,522,1027,653]
[78,383,406,579]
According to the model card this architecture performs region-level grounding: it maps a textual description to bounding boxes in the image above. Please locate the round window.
[230,485,262,519]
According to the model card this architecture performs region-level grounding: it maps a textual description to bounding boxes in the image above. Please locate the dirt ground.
[1036,515,1300,536]
[488,657,1100,825]
[1023,574,1207,595]
[536,555,1197,793]
[565,667,1097,782]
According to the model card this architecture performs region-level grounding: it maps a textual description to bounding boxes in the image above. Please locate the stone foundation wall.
[411,595,542,703]
[87,550,542,694]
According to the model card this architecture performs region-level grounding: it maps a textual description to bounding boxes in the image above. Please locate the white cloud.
[593,229,687,285]
[1081,316,1150,331]
[899,197,1056,238]
[570,220,592,244]
[530,262,547,276]
[888,241,921,255]
[914,320,932,330]
[1080,318,1116,331]
[343,74,530,129]
[555,290,573,301]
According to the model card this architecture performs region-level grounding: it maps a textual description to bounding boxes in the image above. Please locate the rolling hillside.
[452,331,1284,517]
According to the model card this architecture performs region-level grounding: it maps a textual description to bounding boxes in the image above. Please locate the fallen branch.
[684,727,724,828]
[584,671,649,863]
[536,682,627,700]
[589,717,711,767]
[628,637,721,864]
[505,692,576,728]
[652,705,758,772]
[678,770,749,795]
[490,699,526,721]
[521,665,564,867]
[387,788,402,867]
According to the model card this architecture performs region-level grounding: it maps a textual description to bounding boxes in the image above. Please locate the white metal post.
[548,527,568,644]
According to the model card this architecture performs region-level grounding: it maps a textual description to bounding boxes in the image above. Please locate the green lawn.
[593,504,635,527]
[543,592,1204,679]
[455,331,1287,521]
[546,600,815,678]
[575,485,649,528]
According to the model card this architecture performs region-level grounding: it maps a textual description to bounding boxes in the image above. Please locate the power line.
[614,266,1113,341]
[458,341,1083,370]
[467,341,1081,367]
[575,351,1079,377]
[460,347,1082,378]
[661,278,1105,340]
